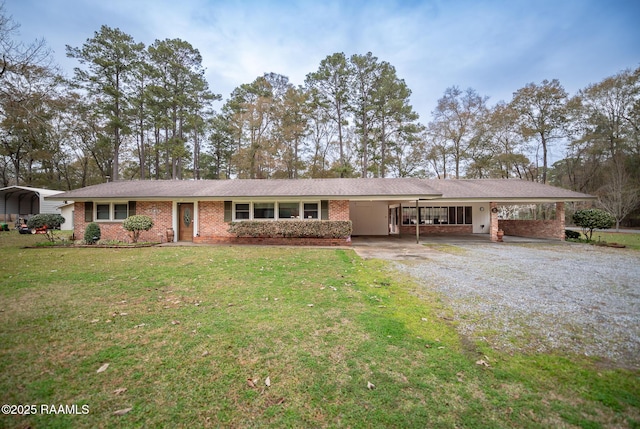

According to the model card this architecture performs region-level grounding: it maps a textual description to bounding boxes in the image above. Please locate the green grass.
[0,231,638,428]
[589,231,640,250]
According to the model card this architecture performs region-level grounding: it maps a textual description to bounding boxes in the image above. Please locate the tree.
[122,214,153,243]
[369,61,419,177]
[597,167,640,231]
[305,53,351,177]
[0,4,61,186]
[511,79,568,184]
[572,208,615,240]
[349,52,380,177]
[428,87,488,179]
[66,25,144,181]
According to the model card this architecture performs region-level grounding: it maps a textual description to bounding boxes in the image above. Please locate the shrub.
[84,222,101,244]
[228,220,352,239]
[565,229,581,240]
[26,214,65,242]
[572,209,615,241]
[122,215,154,243]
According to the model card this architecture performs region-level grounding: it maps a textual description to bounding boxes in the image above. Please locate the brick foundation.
[193,236,350,246]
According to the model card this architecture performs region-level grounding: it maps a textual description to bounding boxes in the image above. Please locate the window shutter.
[321,200,329,220]
[84,202,93,222]
[224,201,232,222]
[128,201,136,216]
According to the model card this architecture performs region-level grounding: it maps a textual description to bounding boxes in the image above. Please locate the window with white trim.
[402,206,472,225]
[234,203,250,220]
[303,203,319,219]
[253,202,275,219]
[233,201,320,221]
[278,202,300,219]
[95,202,130,221]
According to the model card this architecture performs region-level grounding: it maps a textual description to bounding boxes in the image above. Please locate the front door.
[178,203,194,241]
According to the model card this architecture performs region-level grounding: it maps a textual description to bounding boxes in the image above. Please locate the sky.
[5,0,640,124]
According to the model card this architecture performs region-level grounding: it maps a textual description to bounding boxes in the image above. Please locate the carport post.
[416,199,419,244]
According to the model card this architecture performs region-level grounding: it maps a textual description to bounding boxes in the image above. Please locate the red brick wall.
[329,200,350,220]
[73,201,173,243]
[196,201,233,239]
[498,202,565,241]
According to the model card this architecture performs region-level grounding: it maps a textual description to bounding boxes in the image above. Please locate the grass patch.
[569,230,640,250]
[0,230,638,427]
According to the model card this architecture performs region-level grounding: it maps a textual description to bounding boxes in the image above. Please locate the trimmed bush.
[572,209,615,241]
[84,222,101,244]
[228,220,352,239]
[565,229,581,240]
[26,214,65,242]
[122,215,154,243]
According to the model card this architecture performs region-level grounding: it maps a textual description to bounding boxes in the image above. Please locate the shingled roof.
[46,178,594,202]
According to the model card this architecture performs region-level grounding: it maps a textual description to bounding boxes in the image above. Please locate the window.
[96,204,110,220]
[402,207,417,225]
[233,201,320,221]
[114,204,128,220]
[402,206,472,225]
[279,202,300,219]
[303,203,318,219]
[253,203,275,219]
[94,202,131,221]
[235,203,250,220]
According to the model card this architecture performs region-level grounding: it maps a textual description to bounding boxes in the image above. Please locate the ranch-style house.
[47,178,595,245]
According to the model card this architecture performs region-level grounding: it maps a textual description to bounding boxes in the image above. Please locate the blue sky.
[6,0,640,123]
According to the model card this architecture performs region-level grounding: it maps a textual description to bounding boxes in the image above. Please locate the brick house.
[46,178,594,244]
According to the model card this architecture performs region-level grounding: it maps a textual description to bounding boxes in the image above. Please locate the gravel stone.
[397,242,640,368]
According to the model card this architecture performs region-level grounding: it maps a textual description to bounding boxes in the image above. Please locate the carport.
[0,186,64,223]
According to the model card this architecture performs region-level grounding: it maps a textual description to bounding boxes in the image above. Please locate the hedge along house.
[46,178,594,244]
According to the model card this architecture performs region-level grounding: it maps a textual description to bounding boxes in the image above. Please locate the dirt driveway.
[352,236,640,368]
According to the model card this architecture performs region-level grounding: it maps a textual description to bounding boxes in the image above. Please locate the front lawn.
[0,232,638,428]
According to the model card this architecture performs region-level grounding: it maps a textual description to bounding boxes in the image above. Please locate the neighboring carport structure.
[0,186,64,223]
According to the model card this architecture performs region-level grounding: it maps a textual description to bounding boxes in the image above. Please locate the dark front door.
[178,203,194,241]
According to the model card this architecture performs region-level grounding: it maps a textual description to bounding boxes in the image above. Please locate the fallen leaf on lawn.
[113,387,127,395]
[247,378,257,388]
[113,407,132,416]
[456,372,465,382]
[90,319,99,323]
[96,363,110,373]
[367,381,375,390]
[476,359,491,367]
[307,304,314,307]
[421,317,428,322]
[265,376,271,387]
[202,351,210,357]
[133,323,146,328]
[268,397,285,406]
[424,344,432,348]
[437,346,445,350]
[171,320,180,325]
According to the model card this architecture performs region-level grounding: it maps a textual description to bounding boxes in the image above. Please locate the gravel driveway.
[357,238,640,368]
